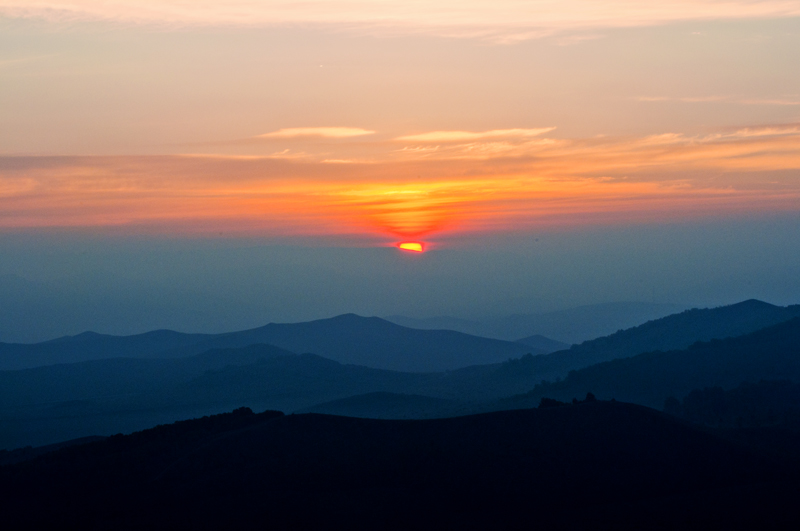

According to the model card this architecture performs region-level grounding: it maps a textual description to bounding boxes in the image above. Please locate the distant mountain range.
[0,314,532,372]
[386,301,686,343]
[4,299,800,449]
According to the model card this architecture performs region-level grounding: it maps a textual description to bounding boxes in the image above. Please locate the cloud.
[258,127,375,139]
[3,123,800,239]
[4,1,800,41]
[395,128,555,143]
[638,95,800,105]
[726,124,800,138]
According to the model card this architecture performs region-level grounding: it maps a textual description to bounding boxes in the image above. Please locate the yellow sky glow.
[2,126,800,240]
[395,128,556,143]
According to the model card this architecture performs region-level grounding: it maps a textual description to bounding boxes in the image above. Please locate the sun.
[397,242,424,253]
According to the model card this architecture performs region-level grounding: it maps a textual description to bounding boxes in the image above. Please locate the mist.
[1,213,798,342]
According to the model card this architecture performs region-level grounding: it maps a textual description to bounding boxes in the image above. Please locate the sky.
[1,2,800,339]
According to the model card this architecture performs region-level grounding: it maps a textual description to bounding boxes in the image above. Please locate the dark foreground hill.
[0,314,530,372]
[498,316,800,410]
[2,402,797,530]
[297,392,470,419]
[667,380,800,431]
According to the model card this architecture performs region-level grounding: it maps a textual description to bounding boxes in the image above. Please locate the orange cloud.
[395,128,555,143]
[2,125,800,241]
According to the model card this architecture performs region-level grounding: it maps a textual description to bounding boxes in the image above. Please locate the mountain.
[382,315,482,335]
[0,402,793,529]
[0,329,213,370]
[5,300,800,449]
[298,392,468,419]
[557,299,800,366]
[666,380,800,431]
[2,342,537,449]
[387,301,686,342]
[171,313,530,372]
[497,316,800,410]
[0,344,425,449]
[497,299,800,384]
[515,334,570,352]
[486,301,689,343]
[0,314,530,372]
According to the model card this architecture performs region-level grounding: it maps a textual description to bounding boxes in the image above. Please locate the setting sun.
[398,242,424,253]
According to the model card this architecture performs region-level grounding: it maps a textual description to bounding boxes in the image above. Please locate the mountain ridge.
[0,314,532,372]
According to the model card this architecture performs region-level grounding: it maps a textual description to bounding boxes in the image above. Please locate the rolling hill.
[297,392,468,419]
[1,402,794,529]
[386,301,686,342]
[503,299,800,383]
[497,316,800,410]
[0,314,531,372]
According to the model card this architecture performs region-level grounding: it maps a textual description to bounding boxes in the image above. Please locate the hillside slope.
[0,402,794,529]
[512,299,800,382]
[0,314,530,372]
[498,316,800,410]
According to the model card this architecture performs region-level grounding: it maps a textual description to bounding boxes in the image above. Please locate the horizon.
[2,3,800,337]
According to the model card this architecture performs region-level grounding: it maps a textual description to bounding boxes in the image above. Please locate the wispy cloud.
[395,128,555,143]
[3,124,800,239]
[3,1,800,41]
[259,127,375,139]
[638,95,800,105]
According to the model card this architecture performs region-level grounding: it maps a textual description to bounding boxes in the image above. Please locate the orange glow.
[2,126,800,240]
[398,242,424,252]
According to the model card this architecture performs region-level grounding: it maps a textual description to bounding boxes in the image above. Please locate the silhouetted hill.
[666,380,800,430]
[0,436,106,467]
[499,317,800,410]
[4,343,537,449]
[504,299,800,383]
[486,301,688,343]
[174,314,529,371]
[515,334,570,352]
[383,314,483,335]
[0,343,303,448]
[0,329,212,370]
[1,402,795,529]
[298,392,468,419]
[7,302,800,449]
[0,314,529,372]
[386,302,685,342]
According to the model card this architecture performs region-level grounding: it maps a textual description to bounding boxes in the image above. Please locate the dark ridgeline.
[497,315,800,410]
[513,333,570,352]
[0,314,530,372]
[5,300,800,449]
[2,402,799,529]
[501,299,800,384]
[387,301,686,343]
[667,380,800,430]
[297,392,469,419]
[664,380,800,468]
[7,299,791,373]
